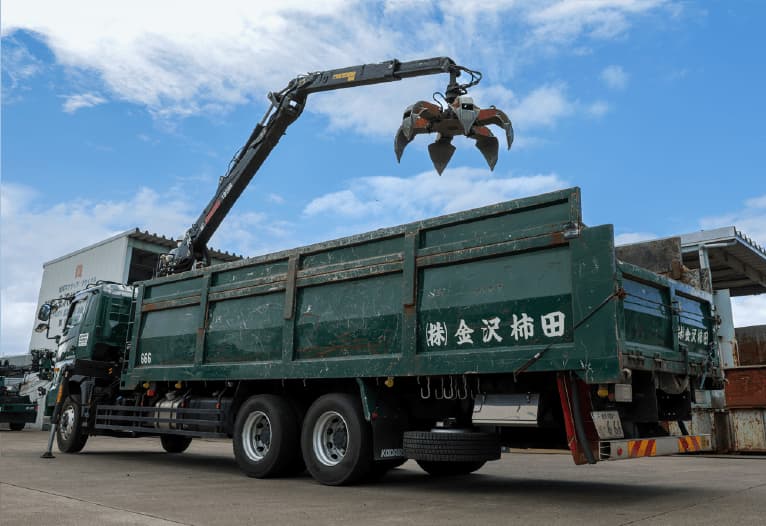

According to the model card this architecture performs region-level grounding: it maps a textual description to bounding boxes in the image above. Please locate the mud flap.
[557,372,599,465]
[357,379,408,460]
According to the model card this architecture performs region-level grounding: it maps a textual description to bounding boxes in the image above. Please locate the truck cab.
[38,283,134,365]
[37,284,134,419]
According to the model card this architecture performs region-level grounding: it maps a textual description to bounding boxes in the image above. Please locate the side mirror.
[35,322,49,333]
[37,303,53,321]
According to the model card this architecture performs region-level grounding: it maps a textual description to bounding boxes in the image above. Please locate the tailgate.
[618,262,718,380]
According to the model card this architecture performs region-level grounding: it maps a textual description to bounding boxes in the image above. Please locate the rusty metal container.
[735,325,766,366]
[725,366,766,408]
[725,365,766,452]
[729,409,766,452]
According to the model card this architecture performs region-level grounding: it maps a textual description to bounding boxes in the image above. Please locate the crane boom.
[157,57,508,276]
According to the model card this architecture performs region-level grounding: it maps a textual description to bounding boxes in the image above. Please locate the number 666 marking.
[139,352,152,365]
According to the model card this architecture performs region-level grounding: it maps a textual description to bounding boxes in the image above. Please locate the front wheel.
[9,422,25,431]
[301,393,372,486]
[56,396,88,453]
[160,435,192,453]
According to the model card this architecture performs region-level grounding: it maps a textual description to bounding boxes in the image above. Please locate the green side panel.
[205,293,284,363]
[137,306,197,365]
[144,278,203,300]
[569,224,622,384]
[295,273,402,359]
[212,260,288,287]
[418,250,573,355]
[420,199,574,249]
[120,188,722,385]
[622,278,673,348]
[301,236,403,269]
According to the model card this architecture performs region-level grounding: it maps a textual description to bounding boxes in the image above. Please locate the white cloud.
[745,195,766,209]
[303,166,568,230]
[700,194,766,248]
[2,0,667,130]
[1,36,44,103]
[0,181,303,356]
[731,295,766,328]
[267,193,286,204]
[0,183,198,356]
[526,0,667,44]
[601,65,629,90]
[510,84,575,128]
[586,100,611,118]
[304,189,373,218]
[615,232,657,245]
[62,92,107,113]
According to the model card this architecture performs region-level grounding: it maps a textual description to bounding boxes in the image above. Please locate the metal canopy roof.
[127,229,242,263]
[44,228,242,266]
[680,226,766,297]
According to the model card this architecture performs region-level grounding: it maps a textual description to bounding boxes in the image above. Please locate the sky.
[1,0,765,356]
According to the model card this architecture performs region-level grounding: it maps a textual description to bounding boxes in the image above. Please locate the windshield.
[63,297,89,335]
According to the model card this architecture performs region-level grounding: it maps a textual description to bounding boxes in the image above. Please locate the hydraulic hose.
[569,371,597,465]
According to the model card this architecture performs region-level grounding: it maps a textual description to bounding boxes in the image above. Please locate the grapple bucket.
[394,96,513,174]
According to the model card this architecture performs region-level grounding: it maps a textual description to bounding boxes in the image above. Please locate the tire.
[301,393,372,486]
[160,434,193,453]
[9,422,25,431]
[403,430,500,462]
[56,396,89,453]
[416,460,486,476]
[233,394,302,478]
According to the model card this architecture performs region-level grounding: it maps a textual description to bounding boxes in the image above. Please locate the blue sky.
[2,0,765,356]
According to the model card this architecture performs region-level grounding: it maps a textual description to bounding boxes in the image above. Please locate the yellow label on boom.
[333,71,357,82]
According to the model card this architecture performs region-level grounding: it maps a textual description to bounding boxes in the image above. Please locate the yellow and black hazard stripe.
[627,439,657,458]
[678,435,703,453]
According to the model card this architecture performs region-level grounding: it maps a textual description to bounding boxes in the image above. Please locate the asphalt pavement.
[1,428,764,525]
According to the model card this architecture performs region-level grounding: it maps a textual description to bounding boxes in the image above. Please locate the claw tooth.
[428,137,456,175]
[394,127,410,162]
[475,136,499,171]
[402,115,415,141]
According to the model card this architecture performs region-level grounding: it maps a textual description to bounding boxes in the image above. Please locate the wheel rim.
[313,410,349,466]
[60,405,76,441]
[242,411,272,462]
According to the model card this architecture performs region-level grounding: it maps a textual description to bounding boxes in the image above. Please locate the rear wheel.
[56,396,88,453]
[9,422,25,431]
[233,394,302,478]
[160,435,192,453]
[301,393,372,486]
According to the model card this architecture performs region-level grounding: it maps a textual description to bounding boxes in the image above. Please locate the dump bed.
[123,188,720,388]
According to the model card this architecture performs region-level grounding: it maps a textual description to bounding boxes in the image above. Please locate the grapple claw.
[476,108,514,150]
[428,137,455,175]
[475,134,499,171]
[394,126,410,162]
[394,101,443,162]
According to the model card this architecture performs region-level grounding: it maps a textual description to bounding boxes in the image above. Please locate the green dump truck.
[38,187,721,485]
